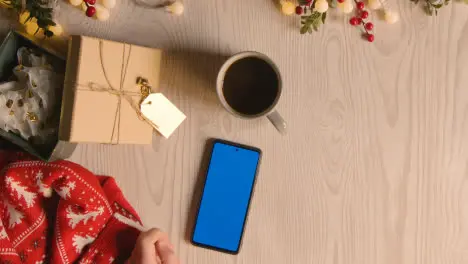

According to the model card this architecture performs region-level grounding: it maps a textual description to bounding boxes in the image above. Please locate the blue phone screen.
[192,141,261,253]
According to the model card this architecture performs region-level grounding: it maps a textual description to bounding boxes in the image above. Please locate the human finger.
[138,228,169,246]
[129,228,169,264]
[156,241,180,264]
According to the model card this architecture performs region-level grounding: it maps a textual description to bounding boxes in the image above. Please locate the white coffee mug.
[216,51,287,135]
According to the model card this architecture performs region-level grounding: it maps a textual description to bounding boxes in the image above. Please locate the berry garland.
[282,0,386,42]
[0,0,185,40]
[281,0,467,42]
[348,0,375,42]
[68,0,184,20]
[68,0,114,21]
[291,0,378,42]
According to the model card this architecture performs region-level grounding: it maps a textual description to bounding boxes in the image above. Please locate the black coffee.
[222,57,279,116]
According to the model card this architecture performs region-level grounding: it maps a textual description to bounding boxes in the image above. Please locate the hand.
[128,228,180,264]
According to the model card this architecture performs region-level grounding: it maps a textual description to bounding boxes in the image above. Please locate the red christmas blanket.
[0,153,143,263]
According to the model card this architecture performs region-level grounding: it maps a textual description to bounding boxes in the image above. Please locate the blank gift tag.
[140,93,186,138]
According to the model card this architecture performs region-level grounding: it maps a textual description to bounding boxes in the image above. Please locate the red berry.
[86,6,96,17]
[357,17,362,24]
[357,2,365,10]
[337,0,345,3]
[365,22,373,30]
[367,34,374,42]
[295,6,303,15]
[361,10,369,19]
[349,17,359,26]
[87,0,96,4]
[306,0,313,4]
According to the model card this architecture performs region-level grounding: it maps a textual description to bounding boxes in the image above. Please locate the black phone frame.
[191,138,262,255]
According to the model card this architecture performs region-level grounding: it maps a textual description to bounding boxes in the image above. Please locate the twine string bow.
[76,41,153,144]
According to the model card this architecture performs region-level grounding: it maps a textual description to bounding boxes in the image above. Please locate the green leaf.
[44,19,56,26]
[37,19,46,28]
[311,11,321,19]
[300,26,309,34]
[313,24,318,31]
[43,12,52,19]
[424,3,434,15]
[321,12,327,24]
[433,3,443,8]
[44,30,54,37]
[26,0,33,10]
[37,18,56,27]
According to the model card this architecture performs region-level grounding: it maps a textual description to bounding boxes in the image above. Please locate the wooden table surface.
[2,0,468,263]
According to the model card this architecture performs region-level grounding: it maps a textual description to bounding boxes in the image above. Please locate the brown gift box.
[60,36,162,144]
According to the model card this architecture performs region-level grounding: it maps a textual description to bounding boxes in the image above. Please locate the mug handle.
[267,110,287,135]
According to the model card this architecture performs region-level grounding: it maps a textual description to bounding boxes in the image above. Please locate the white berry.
[95,4,110,21]
[81,2,88,11]
[338,0,354,14]
[101,0,116,9]
[367,0,382,10]
[166,1,184,15]
[384,10,399,24]
[315,0,329,13]
[280,0,295,15]
[69,0,82,7]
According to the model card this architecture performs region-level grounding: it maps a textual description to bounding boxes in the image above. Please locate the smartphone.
[191,139,262,254]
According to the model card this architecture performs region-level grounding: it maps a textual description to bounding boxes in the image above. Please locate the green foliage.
[410,0,451,15]
[300,11,326,34]
[3,0,56,37]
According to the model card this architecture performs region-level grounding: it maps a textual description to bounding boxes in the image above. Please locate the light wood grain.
[3,0,468,263]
